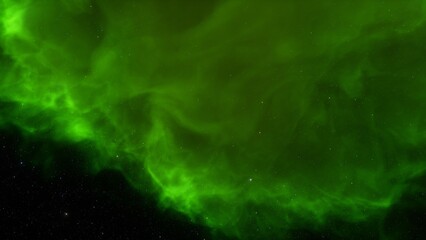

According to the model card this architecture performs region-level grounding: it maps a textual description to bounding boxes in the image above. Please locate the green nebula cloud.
[1,0,426,239]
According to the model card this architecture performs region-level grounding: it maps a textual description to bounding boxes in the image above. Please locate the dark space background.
[0,125,425,240]
[0,126,212,240]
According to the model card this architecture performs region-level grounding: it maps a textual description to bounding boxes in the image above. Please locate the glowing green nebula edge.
[1,0,426,239]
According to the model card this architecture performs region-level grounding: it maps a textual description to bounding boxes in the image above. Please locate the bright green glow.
[1,0,426,239]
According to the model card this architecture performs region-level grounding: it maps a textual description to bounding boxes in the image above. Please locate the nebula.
[1,0,426,239]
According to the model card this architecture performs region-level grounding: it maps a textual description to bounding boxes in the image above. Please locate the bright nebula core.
[1,1,426,239]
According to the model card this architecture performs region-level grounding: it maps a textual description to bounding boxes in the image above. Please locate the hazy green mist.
[1,1,426,239]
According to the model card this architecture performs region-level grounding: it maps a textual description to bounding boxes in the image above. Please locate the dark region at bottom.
[0,126,425,240]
